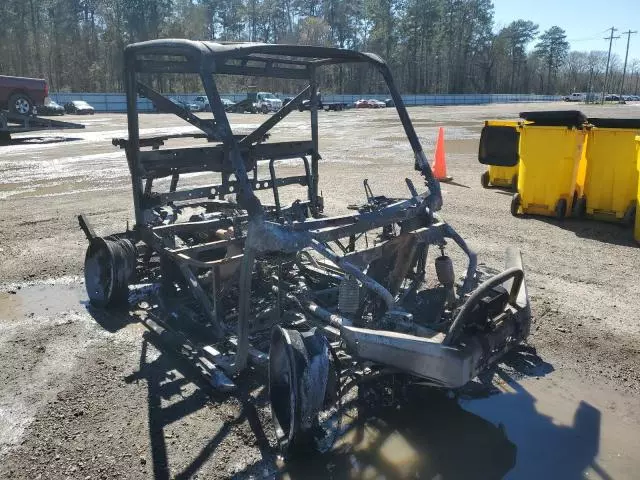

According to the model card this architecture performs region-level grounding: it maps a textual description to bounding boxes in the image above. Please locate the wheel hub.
[15,99,30,115]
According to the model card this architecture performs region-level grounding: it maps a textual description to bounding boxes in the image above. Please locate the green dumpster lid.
[588,118,640,129]
[519,110,587,127]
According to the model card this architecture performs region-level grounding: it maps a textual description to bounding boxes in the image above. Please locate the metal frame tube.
[124,52,144,227]
[309,67,320,215]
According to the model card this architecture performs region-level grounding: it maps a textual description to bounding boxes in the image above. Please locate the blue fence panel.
[48,92,563,112]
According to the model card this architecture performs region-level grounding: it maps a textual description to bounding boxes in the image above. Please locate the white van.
[563,92,586,102]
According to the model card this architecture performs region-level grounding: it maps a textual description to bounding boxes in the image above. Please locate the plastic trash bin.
[478,120,520,191]
[633,137,640,243]
[511,111,588,218]
[577,118,640,224]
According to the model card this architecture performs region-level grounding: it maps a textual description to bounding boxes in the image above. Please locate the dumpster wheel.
[481,171,490,189]
[511,174,518,192]
[623,203,636,227]
[510,193,521,216]
[554,199,567,219]
[572,195,586,218]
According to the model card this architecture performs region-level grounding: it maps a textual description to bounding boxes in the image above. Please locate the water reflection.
[464,370,608,480]
[280,353,606,480]
[282,388,516,479]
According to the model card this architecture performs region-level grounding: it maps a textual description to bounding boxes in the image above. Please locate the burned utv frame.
[79,39,531,454]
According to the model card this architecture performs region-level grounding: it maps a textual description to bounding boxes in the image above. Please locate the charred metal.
[78,39,531,455]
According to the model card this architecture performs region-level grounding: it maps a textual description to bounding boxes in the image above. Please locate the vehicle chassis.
[79,39,531,454]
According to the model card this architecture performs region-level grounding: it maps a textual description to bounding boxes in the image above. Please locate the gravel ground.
[1,103,640,479]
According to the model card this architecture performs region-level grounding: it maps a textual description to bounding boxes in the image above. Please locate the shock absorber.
[435,248,456,306]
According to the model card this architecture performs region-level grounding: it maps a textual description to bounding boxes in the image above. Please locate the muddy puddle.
[0,279,86,322]
[1,280,638,478]
[280,368,639,479]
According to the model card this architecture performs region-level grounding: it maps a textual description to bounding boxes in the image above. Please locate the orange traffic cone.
[432,127,452,182]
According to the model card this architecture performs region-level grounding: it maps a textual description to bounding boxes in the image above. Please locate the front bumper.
[341,247,531,388]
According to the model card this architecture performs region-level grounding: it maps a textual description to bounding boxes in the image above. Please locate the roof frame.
[125,39,385,79]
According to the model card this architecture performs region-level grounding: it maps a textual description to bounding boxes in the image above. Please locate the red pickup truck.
[0,75,48,115]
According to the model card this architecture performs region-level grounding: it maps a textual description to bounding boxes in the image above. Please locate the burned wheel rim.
[84,236,136,308]
[269,326,332,456]
[269,326,299,454]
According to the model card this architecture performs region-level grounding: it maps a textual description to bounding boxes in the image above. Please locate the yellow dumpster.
[578,118,640,224]
[635,136,640,243]
[478,120,520,191]
[482,165,519,190]
[511,111,588,219]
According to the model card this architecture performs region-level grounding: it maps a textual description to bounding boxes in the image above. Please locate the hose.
[443,266,523,347]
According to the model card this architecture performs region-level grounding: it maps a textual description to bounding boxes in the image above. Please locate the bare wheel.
[9,93,34,115]
[84,236,136,308]
[269,326,332,457]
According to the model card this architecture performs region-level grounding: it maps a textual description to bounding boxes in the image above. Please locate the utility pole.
[619,30,637,101]
[587,66,595,103]
[602,27,619,104]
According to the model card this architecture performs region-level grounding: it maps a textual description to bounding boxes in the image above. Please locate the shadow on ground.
[122,334,274,480]
[508,211,637,247]
[538,217,636,247]
[1,136,83,145]
[88,299,609,480]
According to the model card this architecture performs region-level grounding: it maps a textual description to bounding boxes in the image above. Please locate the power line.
[566,34,606,42]
[619,30,637,99]
[602,27,619,104]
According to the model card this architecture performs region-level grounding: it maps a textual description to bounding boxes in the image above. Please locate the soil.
[1,102,640,479]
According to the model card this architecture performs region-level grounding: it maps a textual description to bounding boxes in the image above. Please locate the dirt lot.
[1,103,640,479]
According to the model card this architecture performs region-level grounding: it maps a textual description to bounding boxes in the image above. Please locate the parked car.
[354,99,373,108]
[563,92,586,102]
[193,96,235,112]
[37,100,65,116]
[368,99,386,108]
[255,92,283,113]
[64,100,95,115]
[604,94,620,102]
[169,97,200,111]
[298,98,347,111]
[193,95,210,111]
[0,75,48,115]
[221,98,236,112]
[385,98,395,107]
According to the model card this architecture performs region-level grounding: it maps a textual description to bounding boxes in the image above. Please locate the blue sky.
[493,0,640,62]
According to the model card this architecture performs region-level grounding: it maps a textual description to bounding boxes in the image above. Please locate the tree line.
[1,0,639,96]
